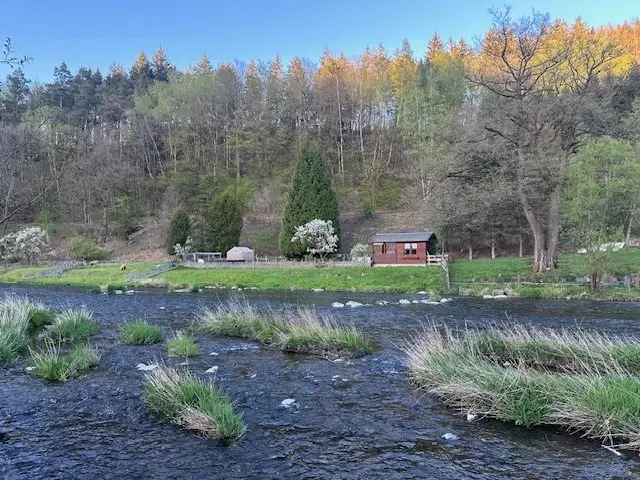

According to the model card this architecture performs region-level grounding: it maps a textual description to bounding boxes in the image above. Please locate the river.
[1,285,639,479]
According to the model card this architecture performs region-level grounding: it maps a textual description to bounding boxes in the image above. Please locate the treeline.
[1,10,640,268]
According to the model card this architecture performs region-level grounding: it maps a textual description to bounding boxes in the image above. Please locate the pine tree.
[195,54,213,74]
[200,189,244,254]
[152,47,172,82]
[166,210,192,255]
[130,50,153,92]
[279,142,340,257]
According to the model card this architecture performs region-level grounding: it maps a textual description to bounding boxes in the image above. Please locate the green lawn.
[32,263,157,287]
[0,266,50,283]
[1,250,640,300]
[161,266,445,293]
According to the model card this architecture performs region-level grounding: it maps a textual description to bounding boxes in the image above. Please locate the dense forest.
[1,9,640,270]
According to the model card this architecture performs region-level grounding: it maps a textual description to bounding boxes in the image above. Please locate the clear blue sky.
[1,0,638,81]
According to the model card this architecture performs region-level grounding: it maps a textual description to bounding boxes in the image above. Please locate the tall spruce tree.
[199,187,244,254]
[279,143,340,257]
[166,210,192,255]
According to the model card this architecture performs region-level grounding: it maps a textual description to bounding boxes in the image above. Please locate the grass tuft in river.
[405,324,640,451]
[167,332,199,357]
[197,300,374,357]
[46,308,99,343]
[120,320,164,345]
[143,365,246,441]
[0,295,55,365]
[28,342,100,382]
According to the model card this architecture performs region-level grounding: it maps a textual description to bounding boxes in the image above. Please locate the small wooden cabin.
[370,232,437,266]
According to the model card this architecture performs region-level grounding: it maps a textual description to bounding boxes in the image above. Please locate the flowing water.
[1,285,640,479]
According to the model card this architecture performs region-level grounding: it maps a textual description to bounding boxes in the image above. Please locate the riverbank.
[1,253,639,301]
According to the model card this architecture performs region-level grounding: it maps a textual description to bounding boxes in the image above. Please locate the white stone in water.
[250,374,257,378]
[417,291,428,295]
[159,306,165,310]
[205,366,219,374]
[210,352,219,356]
[441,433,458,441]
[231,285,238,290]
[280,398,297,407]
[399,299,411,305]
[114,290,124,295]
[376,300,389,306]
[332,302,345,308]
[345,301,363,308]
[466,413,478,422]
[125,290,135,295]
[332,375,341,380]
[25,366,35,371]
[312,288,324,292]
[440,298,452,303]
[411,300,419,304]
[136,363,158,371]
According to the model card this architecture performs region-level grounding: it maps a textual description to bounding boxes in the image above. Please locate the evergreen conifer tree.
[166,210,192,255]
[279,143,340,257]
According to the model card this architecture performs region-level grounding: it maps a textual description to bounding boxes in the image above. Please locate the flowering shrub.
[173,236,194,256]
[350,243,371,259]
[0,226,49,263]
[291,219,338,261]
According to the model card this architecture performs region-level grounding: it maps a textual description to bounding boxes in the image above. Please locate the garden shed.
[370,232,437,265]
[226,246,255,262]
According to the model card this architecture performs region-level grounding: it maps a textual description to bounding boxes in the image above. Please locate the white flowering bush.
[291,219,338,261]
[350,243,371,259]
[173,236,194,256]
[0,226,49,263]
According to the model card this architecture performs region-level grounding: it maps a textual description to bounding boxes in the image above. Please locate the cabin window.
[382,243,394,254]
[404,243,418,255]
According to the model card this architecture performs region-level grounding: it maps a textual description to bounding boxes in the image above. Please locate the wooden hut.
[370,232,437,266]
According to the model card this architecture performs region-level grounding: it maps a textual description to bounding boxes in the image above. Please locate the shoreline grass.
[120,320,164,345]
[197,301,374,357]
[46,308,99,343]
[143,365,245,441]
[28,342,100,382]
[405,324,640,451]
[167,332,199,357]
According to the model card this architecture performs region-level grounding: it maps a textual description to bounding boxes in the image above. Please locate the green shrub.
[46,309,99,342]
[143,365,245,441]
[120,320,164,345]
[28,342,100,382]
[167,332,199,357]
[66,237,109,261]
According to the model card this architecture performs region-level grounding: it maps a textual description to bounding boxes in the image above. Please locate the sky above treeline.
[1,0,638,81]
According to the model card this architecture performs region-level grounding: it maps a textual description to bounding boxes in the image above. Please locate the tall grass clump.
[46,308,99,343]
[120,320,164,345]
[465,324,640,373]
[197,300,373,357]
[167,332,199,357]
[0,295,55,364]
[404,324,640,451]
[28,342,100,382]
[143,365,245,441]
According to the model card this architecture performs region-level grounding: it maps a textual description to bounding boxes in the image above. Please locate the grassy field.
[31,263,156,288]
[1,251,639,299]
